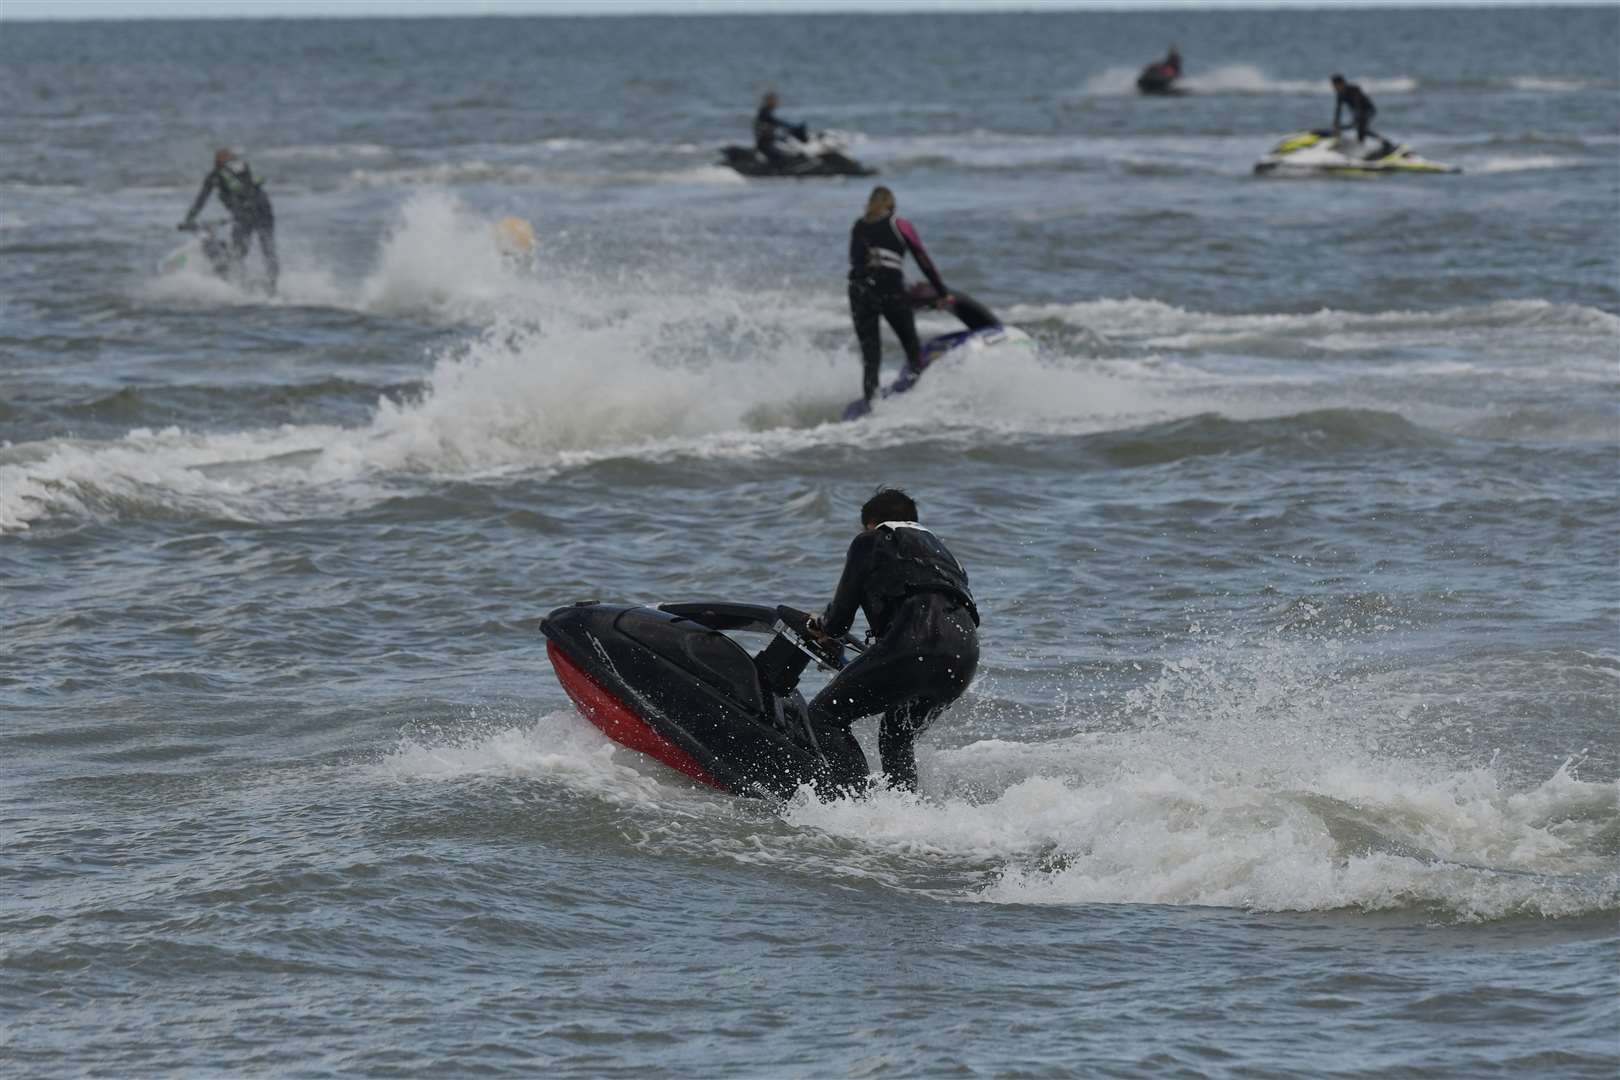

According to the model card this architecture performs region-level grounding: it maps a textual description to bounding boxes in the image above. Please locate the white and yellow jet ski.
[1254,129,1460,176]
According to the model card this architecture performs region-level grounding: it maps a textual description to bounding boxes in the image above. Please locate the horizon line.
[3,0,1608,25]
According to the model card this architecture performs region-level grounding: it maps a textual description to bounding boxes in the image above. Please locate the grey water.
[2,6,1617,1077]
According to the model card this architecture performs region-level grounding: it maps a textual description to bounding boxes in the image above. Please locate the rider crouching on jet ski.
[181,148,278,293]
[806,488,979,793]
[1330,74,1383,147]
[848,186,954,404]
[754,91,808,170]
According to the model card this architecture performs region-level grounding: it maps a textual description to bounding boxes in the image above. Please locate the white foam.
[11,281,1616,533]
[378,709,673,805]
[1081,64,1417,98]
[1507,76,1593,92]
[261,142,392,162]
[343,160,550,189]
[776,634,1619,920]
[356,191,540,318]
[1009,297,1620,354]
[1469,155,1594,174]
[136,191,542,321]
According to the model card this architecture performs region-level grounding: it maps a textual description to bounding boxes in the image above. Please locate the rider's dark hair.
[861,487,917,526]
[1330,73,1346,83]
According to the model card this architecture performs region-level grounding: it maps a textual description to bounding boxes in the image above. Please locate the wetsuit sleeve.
[849,221,864,276]
[184,170,217,224]
[821,532,876,638]
[895,217,948,297]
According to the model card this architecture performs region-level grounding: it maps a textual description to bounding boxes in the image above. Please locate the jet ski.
[841,290,1036,421]
[1136,61,1183,96]
[541,601,871,799]
[720,129,877,178]
[1254,129,1461,176]
[157,220,236,278]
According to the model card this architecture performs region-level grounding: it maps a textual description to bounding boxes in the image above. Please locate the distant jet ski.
[1136,47,1184,95]
[1136,61,1183,95]
[1254,129,1461,176]
[842,289,1035,421]
[720,129,877,178]
[541,600,870,798]
[157,220,236,278]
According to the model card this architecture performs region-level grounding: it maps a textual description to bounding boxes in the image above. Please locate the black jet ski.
[720,129,877,178]
[541,601,870,798]
[841,290,1036,421]
[1136,56,1183,95]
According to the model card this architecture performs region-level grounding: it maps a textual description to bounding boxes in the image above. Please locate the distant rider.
[754,91,808,170]
[1330,74,1381,144]
[1160,45,1182,78]
[847,186,953,404]
[807,487,980,792]
[181,148,278,292]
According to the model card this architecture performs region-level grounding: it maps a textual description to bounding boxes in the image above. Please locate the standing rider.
[754,91,808,170]
[807,488,980,793]
[1161,45,1183,78]
[181,148,278,293]
[847,186,954,404]
[1330,74,1381,145]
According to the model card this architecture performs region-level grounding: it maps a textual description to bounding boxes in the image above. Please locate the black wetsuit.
[754,105,805,169]
[848,212,950,402]
[184,161,278,290]
[810,523,980,791]
[1333,82,1379,142]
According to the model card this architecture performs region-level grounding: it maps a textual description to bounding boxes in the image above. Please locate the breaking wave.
[381,632,1620,924]
[9,277,1616,533]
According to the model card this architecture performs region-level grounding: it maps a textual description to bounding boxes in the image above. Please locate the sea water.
[2,7,1617,1077]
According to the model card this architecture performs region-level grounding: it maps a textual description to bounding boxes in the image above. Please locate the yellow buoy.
[494,216,536,258]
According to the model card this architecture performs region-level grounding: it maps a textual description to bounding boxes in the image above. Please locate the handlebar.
[773,605,864,671]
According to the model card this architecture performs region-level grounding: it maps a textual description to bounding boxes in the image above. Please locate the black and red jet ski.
[541,601,870,798]
[1136,51,1184,95]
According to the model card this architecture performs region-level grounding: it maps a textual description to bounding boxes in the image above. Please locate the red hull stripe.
[546,641,729,792]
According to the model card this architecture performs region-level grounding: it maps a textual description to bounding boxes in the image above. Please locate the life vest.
[849,212,909,288]
[754,107,780,148]
[216,162,268,218]
[865,522,979,627]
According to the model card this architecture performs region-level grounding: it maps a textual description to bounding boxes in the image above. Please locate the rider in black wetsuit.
[1331,74,1380,144]
[182,148,278,292]
[807,488,980,792]
[848,186,953,403]
[754,92,807,170]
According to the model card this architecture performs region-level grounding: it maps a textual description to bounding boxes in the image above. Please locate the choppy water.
[3,6,1618,1077]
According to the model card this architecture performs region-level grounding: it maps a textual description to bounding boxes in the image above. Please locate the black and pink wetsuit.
[847,212,949,402]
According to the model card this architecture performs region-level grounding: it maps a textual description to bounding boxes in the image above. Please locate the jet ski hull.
[720,145,877,178]
[1254,130,1460,176]
[842,324,1035,421]
[541,602,868,798]
[1136,66,1183,95]
[547,640,726,791]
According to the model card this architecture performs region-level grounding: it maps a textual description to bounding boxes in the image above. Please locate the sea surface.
[2,6,1618,1077]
